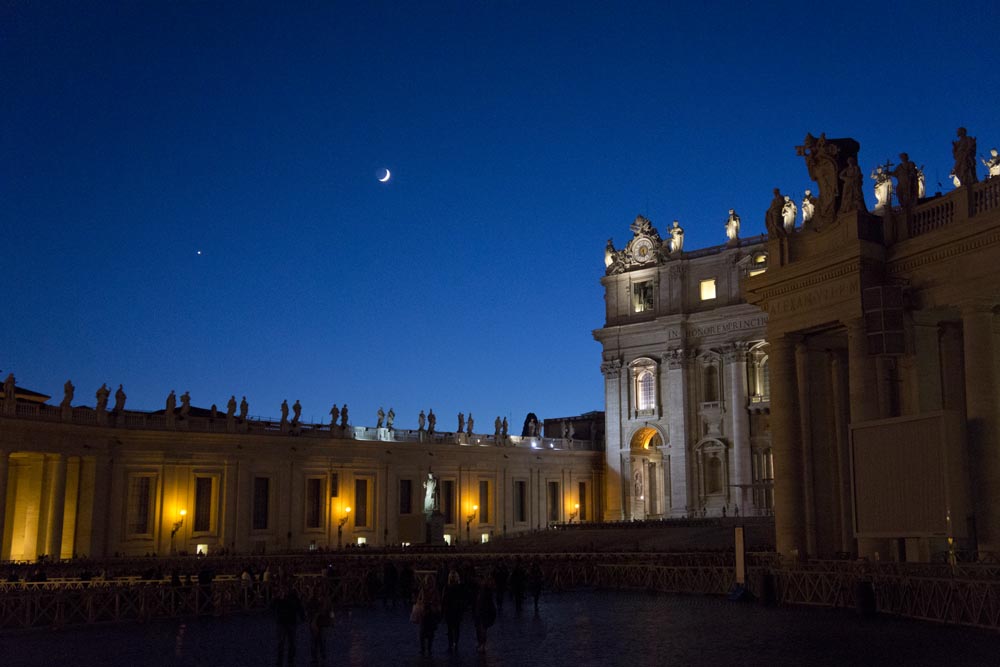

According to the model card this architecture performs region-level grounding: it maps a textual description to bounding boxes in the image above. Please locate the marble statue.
[387,407,395,429]
[604,239,616,268]
[871,164,892,212]
[634,470,643,497]
[796,132,841,221]
[113,384,127,412]
[330,404,340,427]
[561,422,569,438]
[838,157,866,214]
[418,410,426,431]
[725,209,740,242]
[466,413,473,435]
[527,418,536,437]
[982,148,1000,179]
[210,404,218,419]
[568,422,575,439]
[291,400,302,425]
[781,196,797,232]
[166,390,177,415]
[950,172,962,188]
[423,472,438,514]
[95,383,110,413]
[340,404,349,428]
[765,189,787,238]
[457,412,464,434]
[892,153,919,208]
[427,409,436,434]
[952,127,978,187]
[801,190,816,223]
[501,416,508,437]
[240,396,249,419]
[494,416,502,438]
[60,380,74,409]
[377,407,385,429]
[4,373,15,404]
[280,400,289,425]
[227,395,237,418]
[917,165,926,198]
[668,220,684,253]
[179,391,190,418]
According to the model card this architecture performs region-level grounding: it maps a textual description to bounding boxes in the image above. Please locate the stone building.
[0,396,601,559]
[594,215,772,522]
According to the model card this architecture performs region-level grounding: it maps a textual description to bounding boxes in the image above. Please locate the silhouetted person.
[442,568,466,652]
[306,588,332,665]
[417,581,442,656]
[509,560,527,613]
[473,579,497,653]
[272,583,305,667]
[529,561,544,612]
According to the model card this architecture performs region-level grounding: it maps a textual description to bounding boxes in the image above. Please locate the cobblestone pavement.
[4,591,999,667]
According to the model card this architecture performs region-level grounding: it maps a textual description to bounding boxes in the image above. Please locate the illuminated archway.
[629,426,662,450]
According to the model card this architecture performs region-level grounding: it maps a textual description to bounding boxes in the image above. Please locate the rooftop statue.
[952,127,978,187]
[838,157,866,214]
[494,416,502,438]
[340,404,349,428]
[60,380,74,409]
[604,239,616,268]
[466,412,474,435]
[427,409,436,434]
[917,165,926,198]
[801,190,816,223]
[387,407,395,429]
[291,400,302,426]
[501,416,508,437]
[240,396,249,419]
[330,404,340,427]
[765,189,787,238]
[725,209,740,243]
[166,390,177,414]
[782,196,797,232]
[892,153,919,209]
[982,148,1000,179]
[668,220,684,253]
[95,383,110,413]
[114,384,127,412]
[457,411,464,434]
[418,410,426,431]
[377,407,385,429]
[280,400,289,425]
[871,163,893,212]
[179,391,191,417]
[226,396,237,420]
[796,132,860,229]
[3,373,15,403]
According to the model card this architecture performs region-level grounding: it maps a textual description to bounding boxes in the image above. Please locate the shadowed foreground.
[4,590,997,667]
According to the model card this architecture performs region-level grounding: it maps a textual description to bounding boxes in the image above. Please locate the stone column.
[911,315,944,412]
[847,317,883,558]
[619,454,631,520]
[829,351,854,554]
[88,455,112,559]
[222,459,238,553]
[600,359,624,520]
[768,335,806,558]
[961,303,999,551]
[795,341,817,557]
[0,450,8,559]
[665,349,691,517]
[45,454,68,559]
[725,343,753,514]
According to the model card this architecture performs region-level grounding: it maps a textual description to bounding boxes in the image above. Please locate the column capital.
[600,358,622,379]
[723,342,749,363]
[662,348,695,369]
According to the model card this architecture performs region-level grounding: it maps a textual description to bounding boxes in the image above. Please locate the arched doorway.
[627,427,664,520]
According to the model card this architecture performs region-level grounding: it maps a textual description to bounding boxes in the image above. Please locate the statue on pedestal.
[494,416,502,439]
[801,190,816,223]
[291,400,302,426]
[466,413,474,435]
[340,404,349,428]
[796,133,840,222]
[725,209,740,243]
[377,407,385,429]
[427,409,436,434]
[781,196,797,232]
[917,165,926,198]
[239,396,249,419]
[604,239,616,268]
[765,189,787,238]
[95,383,110,416]
[113,384,127,412]
[166,390,177,417]
[952,127,978,187]
[387,407,395,429]
[330,404,340,428]
[280,400,289,427]
[501,417,508,437]
[668,220,684,254]
[892,153,919,209]
[871,163,893,212]
[418,410,426,431]
[227,396,237,419]
[982,148,1000,179]
[838,157,866,214]
[423,472,439,514]
[179,392,191,418]
[60,380,74,409]
[457,412,464,434]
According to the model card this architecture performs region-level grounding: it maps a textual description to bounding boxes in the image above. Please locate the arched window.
[638,371,655,411]
[630,358,658,417]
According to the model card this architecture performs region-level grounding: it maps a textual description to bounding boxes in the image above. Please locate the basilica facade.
[594,216,772,523]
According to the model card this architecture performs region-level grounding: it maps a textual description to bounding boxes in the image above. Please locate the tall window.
[638,371,655,411]
[442,480,456,524]
[253,477,269,530]
[632,280,654,313]
[354,479,369,528]
[749,345,770,403]
[631,359,658,416]
[578,481,587,522]
[513,480,527,523]
[126,475,153,536]
[194,477,213,532]
[399,479,413,514]
[306,478,323,529]
[703,364,719,402]
[706,456,723,494]
[478,480,490,523]
[547,481,560,523]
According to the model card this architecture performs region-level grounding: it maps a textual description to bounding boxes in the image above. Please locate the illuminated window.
[481,533,490,543]
[749,253,768,277]
[631,358,658,417]
[700,278,717,300]
[638,371,655,410]
[632,280,654,313]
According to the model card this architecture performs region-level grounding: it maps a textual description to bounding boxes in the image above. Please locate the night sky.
[3,1,998,428]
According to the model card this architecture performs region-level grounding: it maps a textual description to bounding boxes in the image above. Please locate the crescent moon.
[378,168,391,183]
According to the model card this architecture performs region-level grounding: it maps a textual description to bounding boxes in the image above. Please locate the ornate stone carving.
[871,161,892,213]
[605,215,668,275]
[668,220,684,254]
[725,209,740,244]
[982,148,1000,179]
[801,190,816,223]
[765,189,787,238]
[724,342,749,363]
[892,152,919,208]
[952,127,978,187]
[600,358,622,379]
[796,133,860,229]
[781,196,797,232]
[838,157,866,214]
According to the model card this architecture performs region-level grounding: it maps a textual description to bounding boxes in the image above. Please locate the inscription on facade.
[765,279,858,316]
[667,315,767,340]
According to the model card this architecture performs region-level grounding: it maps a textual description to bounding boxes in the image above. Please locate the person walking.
[473,578,497,654]
[529,561,544,613]
[442,568,466,652]
[272,582,305,667]
[417,581,442,656]
[306,588,333,666]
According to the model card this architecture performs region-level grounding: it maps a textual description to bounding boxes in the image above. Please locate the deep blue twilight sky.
[3,2,998,428]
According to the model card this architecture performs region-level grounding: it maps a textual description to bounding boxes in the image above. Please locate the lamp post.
[569,503,579,524]
[338,506,351,550]
[466,504,478,544]
[170,509,186,554]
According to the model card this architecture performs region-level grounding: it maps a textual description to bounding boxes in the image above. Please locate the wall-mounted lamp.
[466,504,478,543]
[337,506,352,549]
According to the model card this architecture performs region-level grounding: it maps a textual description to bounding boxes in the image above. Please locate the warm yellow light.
[179,509,187,517]
[345,506,352,514]
[472,504,478,512]
[574,503,580,510]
